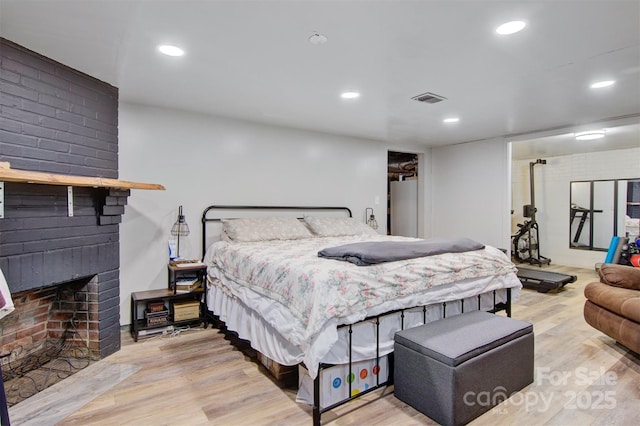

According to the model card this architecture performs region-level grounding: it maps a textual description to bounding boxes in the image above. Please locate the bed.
[201,205,522,425]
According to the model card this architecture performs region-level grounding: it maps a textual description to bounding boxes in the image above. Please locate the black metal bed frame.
[313,291,511,425]
[201,205,352,256]
[201,205,512,425]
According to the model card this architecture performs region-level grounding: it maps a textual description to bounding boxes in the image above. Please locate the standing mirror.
[570,179,640,250]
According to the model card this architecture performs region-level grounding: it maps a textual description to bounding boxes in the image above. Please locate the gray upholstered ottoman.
[394,310,534,426]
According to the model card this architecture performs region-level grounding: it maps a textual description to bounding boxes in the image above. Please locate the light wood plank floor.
[9,265,640,425]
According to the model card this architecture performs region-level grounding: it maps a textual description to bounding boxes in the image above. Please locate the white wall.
[430,138,512,250]
[117,102,409,324]
[116,103,637,325]
[511,147,640,269]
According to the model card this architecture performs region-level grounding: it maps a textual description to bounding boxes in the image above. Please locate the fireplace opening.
[0,276,98,406]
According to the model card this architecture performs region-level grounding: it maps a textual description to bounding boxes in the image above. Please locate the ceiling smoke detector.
[411,92,447,104]
[308,32,328,45]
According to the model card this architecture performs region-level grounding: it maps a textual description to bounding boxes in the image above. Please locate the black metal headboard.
[201,205,352,258]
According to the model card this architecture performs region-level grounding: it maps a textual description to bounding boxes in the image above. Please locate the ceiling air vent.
[411,92,447,104]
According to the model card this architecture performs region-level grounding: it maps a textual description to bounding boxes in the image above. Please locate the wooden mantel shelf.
[0,162,164,190]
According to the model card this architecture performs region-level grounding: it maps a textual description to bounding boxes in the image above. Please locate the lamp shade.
[365,207,379,230]
[170,206,189,259]
[171,206,190,237]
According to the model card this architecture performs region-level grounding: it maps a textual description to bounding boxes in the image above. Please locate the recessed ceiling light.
[158,45,185,57]
[341,91,360,99]
[575,130,606,140]
[590,80,615,89]
[443,117,460,123]
[308,32,328,45]
[496,21,526,35]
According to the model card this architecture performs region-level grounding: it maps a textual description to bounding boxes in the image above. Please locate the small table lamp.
[171,205,190,259]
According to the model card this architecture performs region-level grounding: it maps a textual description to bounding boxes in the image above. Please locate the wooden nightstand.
[129,262,208,341]
[167,262,207,294]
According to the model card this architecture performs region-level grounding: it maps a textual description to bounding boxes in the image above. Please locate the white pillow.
[222,217,313,242]
[303,216,378,237]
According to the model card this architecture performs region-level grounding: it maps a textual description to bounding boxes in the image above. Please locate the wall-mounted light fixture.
[365,207,379,230]
[171,205,190,258]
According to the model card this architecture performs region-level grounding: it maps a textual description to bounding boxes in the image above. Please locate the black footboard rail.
[312,287,512,426]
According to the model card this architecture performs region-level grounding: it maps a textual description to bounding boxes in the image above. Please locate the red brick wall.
[0,276,100,364]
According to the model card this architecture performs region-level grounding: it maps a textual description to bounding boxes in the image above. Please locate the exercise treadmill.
[516,267,577,293]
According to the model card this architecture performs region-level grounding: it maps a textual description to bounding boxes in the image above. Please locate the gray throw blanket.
[318,237,485,266]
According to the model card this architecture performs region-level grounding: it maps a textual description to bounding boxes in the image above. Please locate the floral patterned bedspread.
[205,235,518,347]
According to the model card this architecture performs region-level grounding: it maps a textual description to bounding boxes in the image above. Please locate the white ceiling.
[510,120,640,160]
[1,0,639,156]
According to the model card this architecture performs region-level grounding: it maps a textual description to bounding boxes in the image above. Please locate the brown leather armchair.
[584,263,640,354]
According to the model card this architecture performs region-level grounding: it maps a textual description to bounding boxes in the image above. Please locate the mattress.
[204,234,522,379]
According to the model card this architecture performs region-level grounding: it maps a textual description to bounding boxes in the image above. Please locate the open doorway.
[388,151,419,236]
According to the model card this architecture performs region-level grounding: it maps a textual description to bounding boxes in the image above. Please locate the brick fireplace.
[0,37,124,363]
[3,275,107,363]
